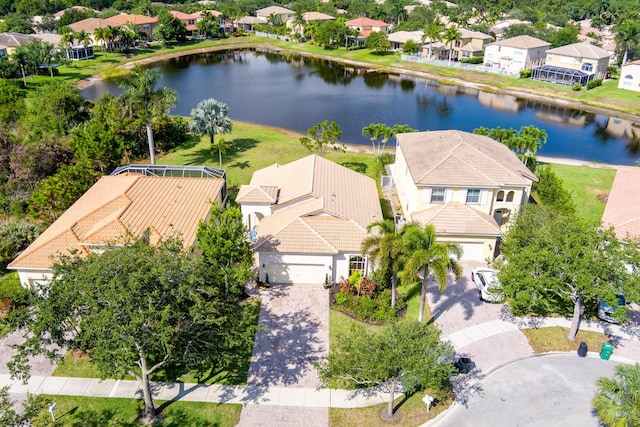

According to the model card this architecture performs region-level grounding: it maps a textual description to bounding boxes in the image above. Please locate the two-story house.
[484,35,550,73]
[392,130,537,261]
[107,13,158,39]
[345,17,390,45]
[451,28,492,60]
[532,42,612,86]
[256,5,295,22]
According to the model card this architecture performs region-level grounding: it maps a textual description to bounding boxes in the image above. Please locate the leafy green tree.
[22,82,90,137]
[0,386,50,427]
[403,39,420,54]
[313,20,352,49]
[362,219,405,308]
[299,120,345,157]
[118,65,178,164]
[189,98,233,168]
[615,17,640,64]
[70,117,125,173]
[0,80,25,125]
[317,319,454,420]
[534,166,576,215]
[366,31,391,53]
[196,205,253,299]
[8,237,255,422]
[402,223,463,323]
[496,205,639,341]
[592,363,640,427]
[196,11,220,39]
[28,161,99,225]
[154,12,187,44]
[550,24,580,48]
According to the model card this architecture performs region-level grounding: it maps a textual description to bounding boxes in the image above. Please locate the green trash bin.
[600,342,613,360]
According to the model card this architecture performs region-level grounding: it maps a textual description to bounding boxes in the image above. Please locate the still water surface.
[82,50,640,165]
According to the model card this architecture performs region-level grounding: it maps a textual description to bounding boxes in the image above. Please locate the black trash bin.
[454,357,476,374]
[578,341,588,357]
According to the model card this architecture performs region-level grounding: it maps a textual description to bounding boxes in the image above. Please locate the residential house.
[8,165,227,289]
[286,11,334,34]
[392,130,537,261]
[53,6,97,19]
[601,166,640,240]
[0,44,6,58]
[489,19,531,40]
[236,155,383,285]
[107,13,158,38]
[618,60,640,92]
[0,32,34,56]
[256,6,294,22]
[451,28,492,60]
[68,17,124,58]
[532,42,612,86]
[388,30,424,51]
[484,35,550,73]
[169,10,200,35]
[345,17,390,45]
[234,16,267,32]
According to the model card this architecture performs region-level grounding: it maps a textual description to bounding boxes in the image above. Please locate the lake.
[82,49,640,165]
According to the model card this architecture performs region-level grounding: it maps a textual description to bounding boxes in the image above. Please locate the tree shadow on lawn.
[172,138,258,166]
[340,161,368,174]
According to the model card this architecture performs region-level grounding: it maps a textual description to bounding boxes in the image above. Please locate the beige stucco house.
[452,28,492,60]
[532,42,612,86]
[8,165,227,289]
[107,13,158,38]
[256,6,294,21]
[618,60,640,92]
[237,155,383,285]
[388,30,424,51]
[392,130,537,261]
[484,35,550,73]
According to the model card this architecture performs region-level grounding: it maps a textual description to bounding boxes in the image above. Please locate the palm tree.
[290,10,306,37]
[40,42,57,77]
[402,223,462,323]
[94,26,106,52]
[58,30,74,63]
[189,98,233,168]
[592,363,640,427]
[361,219,405,308]
[421,19,443,60]
[443,25,461,66]
[75,30,92,59]
[118,65,178,164]
[615,19,640,65]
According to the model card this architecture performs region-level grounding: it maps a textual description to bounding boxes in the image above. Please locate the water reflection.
[82,49,640,165]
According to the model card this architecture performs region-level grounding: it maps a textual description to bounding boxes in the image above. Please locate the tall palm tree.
[189,98,233,168]
[421,19,443,60]
[443,25,462,66]
[361,219,406,308]
[118,65,178,164]
[291,10,306,37]
[94,26,106,52]
[75,30,92,59]
[592,363,640,427]
[59,30,74,63]
[402,223,462,323]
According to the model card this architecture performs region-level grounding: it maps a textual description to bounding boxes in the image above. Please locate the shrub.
[534,166,576,214]
[153,115,189,152]
[334,291,348,306]
[0,273,27,306]
[572,83,582,91]
[587,78,602,90]
[402,39,420,55]
[461,56,483,64]
[358,276,376,297]
[520,69,532,79]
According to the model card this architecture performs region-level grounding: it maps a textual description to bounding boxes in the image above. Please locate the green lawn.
[521,326,610,353]
[546,163,616,225]
[33,395,241,427]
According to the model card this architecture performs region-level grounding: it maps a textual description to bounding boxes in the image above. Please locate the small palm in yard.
[592,363,640,427]
[189,98,233,169]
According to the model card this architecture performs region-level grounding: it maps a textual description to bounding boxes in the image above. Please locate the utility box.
[600,342,613,360]
[577,342,588,357]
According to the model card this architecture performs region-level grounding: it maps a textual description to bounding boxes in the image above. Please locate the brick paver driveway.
[238,283,329,427]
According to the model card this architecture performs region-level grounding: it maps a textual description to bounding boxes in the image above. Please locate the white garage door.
[267,263,326,284]
[459,243,484,261]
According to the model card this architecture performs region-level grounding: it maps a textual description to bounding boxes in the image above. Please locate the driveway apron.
[238,283,329,426]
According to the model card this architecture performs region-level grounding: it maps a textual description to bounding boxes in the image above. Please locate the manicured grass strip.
[546,163,616,225]
[52,299,261,386]
[36,395,241,427]
[522,326,610,353]
[329,389,453,427]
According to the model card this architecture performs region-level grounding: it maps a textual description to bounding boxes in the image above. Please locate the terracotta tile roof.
[486,35,550,49]
[345,17,389,27]
[411,203,501,235]
[547,42,612,60]
[236,185,279,204]
[68,18,122,33]
[243,155,382,254]
[396,130,537,187]
[193,10,222,18]
[9,173,224,270]
[169,10,197,20]
[601,166,640,240]
[107,14,158,25]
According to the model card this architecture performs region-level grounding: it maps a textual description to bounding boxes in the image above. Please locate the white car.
[471,268,504,303]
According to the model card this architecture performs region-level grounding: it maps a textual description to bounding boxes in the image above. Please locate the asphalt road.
[434,353,622,427]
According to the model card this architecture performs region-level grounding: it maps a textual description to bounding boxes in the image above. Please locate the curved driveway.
[430,354,622,427]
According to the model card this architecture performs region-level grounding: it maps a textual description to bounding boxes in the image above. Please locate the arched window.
[506,191,515,202]
[496,190,505,202]
[349,256,366,276]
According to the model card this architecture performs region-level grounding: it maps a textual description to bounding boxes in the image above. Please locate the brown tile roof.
[345,17,389,27]
[411,202,501,236]
[169,10,198,20]
[547,42,612,60]
[601,166,640,240]
[396,130,537,187]
[68,18,122,33]
[107,14,158,25]
[244,155,382,254]
[9,173,224,270]
[487,35,550,49]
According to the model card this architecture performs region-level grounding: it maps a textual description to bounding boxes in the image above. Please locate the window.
[431,187,445,203]
[506,191,515,202]
[582,63,593,72]
[349,256,366,276]
[496,190,505,202]
[466,189,481,204]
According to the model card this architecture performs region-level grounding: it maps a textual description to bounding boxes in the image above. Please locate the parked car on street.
[597,294,628,324]
[471,267,504,303]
